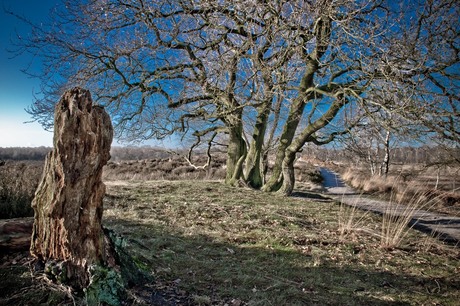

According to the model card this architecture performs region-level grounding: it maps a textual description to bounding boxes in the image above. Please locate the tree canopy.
[13,0,459,194]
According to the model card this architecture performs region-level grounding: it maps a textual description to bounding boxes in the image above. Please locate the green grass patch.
[104,180,460,305]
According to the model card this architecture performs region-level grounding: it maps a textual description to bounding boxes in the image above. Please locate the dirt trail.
[319,168,460,246]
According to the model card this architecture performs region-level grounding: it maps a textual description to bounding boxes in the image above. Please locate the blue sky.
[0,0,58,147]
[0,0,178,148]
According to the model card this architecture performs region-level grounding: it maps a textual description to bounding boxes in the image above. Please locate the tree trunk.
[380,130,391,177]
[264,15,332,194]
[245,103,270,188]
[262,90,284,184]
[225,116,247,186]
[279,150,297,196]
[30,87,113,289]
[368,148,376,176]
[262,97,306,192]
[278,97,348,195]
[262,59,319,192]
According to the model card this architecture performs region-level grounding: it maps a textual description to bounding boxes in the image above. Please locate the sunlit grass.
[103,180,460,305]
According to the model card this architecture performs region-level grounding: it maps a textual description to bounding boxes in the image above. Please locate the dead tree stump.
[30,87,113,289]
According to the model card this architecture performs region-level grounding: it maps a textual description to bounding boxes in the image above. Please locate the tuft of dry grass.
[379,193,426,249]
[337,200,375,240]
[334,185,444,249]
[103,180,460,305]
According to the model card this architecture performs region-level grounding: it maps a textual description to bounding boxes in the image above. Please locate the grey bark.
[225,112,247,186]
[245,103,271,188]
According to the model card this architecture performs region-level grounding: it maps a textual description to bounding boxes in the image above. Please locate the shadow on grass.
[105,218,458,306]
[290,191,331,201]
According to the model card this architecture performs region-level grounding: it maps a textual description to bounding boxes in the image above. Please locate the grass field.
[1,157,459,305]
[102,180,459,305]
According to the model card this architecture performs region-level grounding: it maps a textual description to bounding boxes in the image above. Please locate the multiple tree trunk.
[230,17,333,195]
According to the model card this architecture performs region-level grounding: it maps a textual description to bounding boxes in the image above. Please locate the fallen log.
[0,217,33,253]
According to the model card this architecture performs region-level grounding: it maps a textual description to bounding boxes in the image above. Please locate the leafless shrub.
[158,161,175,173]
[102,153,229,181]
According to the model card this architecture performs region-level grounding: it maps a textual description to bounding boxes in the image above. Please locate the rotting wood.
[30,87,113,289]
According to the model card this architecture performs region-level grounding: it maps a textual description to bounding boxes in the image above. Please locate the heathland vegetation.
[1,145,458,219]
[1,146,459,305]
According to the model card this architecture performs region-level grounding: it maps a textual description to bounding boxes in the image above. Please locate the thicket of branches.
[11,0,459,195]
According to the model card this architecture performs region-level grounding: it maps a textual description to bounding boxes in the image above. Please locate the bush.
[171,166,196,176]
[103,154,228,181]
[306,170,324,184]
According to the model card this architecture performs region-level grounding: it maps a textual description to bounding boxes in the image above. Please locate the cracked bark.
[30,87,113,289]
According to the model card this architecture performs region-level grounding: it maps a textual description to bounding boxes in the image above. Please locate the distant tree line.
[0,147,51,161]
[302,145,460,168]
[3,144,456,170]
[0,146,189,161]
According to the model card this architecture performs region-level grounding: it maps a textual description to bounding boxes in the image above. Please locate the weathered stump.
[30,87,113,289]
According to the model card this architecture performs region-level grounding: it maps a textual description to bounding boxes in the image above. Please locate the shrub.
[171,166,196,176]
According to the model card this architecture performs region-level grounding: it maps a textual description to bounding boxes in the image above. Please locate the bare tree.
[342,122,393,177]
[11,0,459,195]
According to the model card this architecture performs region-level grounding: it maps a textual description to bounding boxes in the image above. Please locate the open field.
[100,180,459,305]
[1,157,459,304]
[0,156,321,219]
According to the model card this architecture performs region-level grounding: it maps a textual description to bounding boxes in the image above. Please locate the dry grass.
[335,193,423,250]
[340,168,460,216]
[2,150,458,304]
[103,180,460,305]
[337,201,375,240]
[0,154,321,219]
[102,157,227,181]
[379,191,431,249]
[334,176,452,249]
[0,161,43,218]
